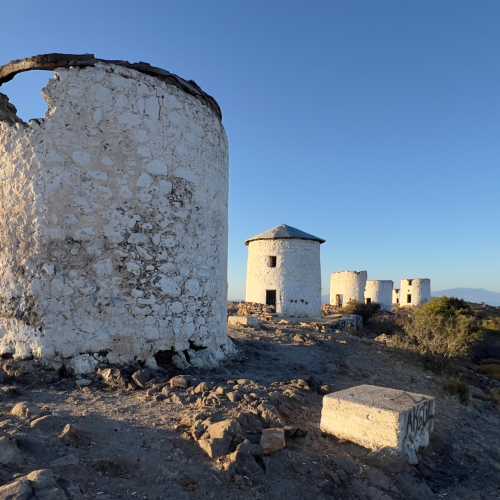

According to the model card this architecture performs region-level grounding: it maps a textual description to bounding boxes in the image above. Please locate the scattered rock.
[320,384,334,394]
[236,379,252,386]
[260,428,286,455]
[58,424,90,447]
[228,316,261,328]
[10,402,37,419]
[193,382,209,394]
[190,419,207,440]
[0,385,19,398]
[29,415,61,433]
[0,434,24,465]
[0,469,67,500]
[292,334,307,344]
[292,379,311,391]
[214,386,225,396]
[235,411,263,435]
[257,402,283,426]
[227,391,240,402]
[197,418,242,458]
[221,439,264,476]
[97,368,128,389]
[146,384,161,397]
[169,375,190,389]
[169,393,183,405]
[0,477,32,499]
[131,369,153,389]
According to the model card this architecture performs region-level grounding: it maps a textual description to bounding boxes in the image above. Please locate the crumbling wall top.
[0,53,222,121]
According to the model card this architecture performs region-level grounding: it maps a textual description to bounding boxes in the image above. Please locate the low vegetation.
[397,297,483,359]
[341,302,380,323]
[378,297,482,361]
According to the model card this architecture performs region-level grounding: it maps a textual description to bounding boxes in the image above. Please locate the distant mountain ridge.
[432,288,500,306]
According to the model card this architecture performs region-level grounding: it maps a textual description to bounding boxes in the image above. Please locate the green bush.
[403,297,482,358]
[342,301,381,323]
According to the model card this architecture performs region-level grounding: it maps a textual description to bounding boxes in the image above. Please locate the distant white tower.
[330,271,368,307]
[364,280,394,310]
[245,224,325,317]
[392,288,400,306]
[399,279,431,306]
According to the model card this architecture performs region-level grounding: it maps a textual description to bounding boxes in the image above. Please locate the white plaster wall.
[392,289,400,305]
[0,63,232,372]
[399,279,431,307]
[330,271,367,307]
[245,239,322,317]
[364,280,393,310]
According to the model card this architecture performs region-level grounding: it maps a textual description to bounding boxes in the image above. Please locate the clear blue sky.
[1,1,499,299]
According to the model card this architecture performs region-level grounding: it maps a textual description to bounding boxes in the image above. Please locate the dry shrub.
[342,302,381,323]
[402,297,482,359]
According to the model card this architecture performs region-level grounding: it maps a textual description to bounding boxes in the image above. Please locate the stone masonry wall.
[0,61,233,373]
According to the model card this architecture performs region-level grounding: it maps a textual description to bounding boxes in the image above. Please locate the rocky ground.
[0,318,499,499]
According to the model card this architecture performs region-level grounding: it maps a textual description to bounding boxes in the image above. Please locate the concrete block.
[227,316,260,328]
[328,314,363,331]
[320,385,435,463]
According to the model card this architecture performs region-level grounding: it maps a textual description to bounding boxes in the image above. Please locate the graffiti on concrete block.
[405,399,434,436]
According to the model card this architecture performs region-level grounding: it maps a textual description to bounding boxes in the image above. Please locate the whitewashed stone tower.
[245,225,325,317]
[364,280,394,310]
[0,54,232,373]
[330,271,367,307]
[392,288,400,306]
[399,279,431,306]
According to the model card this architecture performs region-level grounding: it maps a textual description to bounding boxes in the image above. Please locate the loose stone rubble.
[236,302,276,317]
[320,384,435,464]
[227,316,261,329]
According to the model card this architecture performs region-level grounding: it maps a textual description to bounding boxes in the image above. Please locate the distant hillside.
[433,288,500,306]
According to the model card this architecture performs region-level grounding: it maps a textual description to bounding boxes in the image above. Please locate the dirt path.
[0,323,499,499]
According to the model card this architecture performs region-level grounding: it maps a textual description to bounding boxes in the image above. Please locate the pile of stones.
[236,302,276,317]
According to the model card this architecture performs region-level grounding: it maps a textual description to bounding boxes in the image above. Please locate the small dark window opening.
[335,294,343,307]
[268,256,277,267]
[407,294,412,304]
[396,298,400,304]
[408,279,413,286]
[366,297,371,304]
[266,289,276,307]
